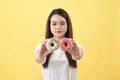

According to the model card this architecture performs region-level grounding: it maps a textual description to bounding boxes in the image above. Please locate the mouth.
[55,31,62,33]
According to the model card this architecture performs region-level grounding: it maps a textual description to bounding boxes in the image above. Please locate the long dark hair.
[43,8,77,68]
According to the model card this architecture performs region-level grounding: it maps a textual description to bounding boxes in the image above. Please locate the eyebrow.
[51,21,66,23]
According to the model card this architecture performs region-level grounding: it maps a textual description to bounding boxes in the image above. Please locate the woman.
[34,8,84,80]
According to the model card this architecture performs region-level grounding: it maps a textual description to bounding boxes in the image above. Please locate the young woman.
[34,8,84,80]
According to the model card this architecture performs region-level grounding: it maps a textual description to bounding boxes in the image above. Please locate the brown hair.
[43,8,77,68]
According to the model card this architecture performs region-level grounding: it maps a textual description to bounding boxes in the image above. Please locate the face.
[50,14,67,39]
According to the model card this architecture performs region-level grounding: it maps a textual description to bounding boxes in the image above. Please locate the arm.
[34,41,51,64]
[34,46,46,64]
[72,47,84,60]
[67,41,84,61]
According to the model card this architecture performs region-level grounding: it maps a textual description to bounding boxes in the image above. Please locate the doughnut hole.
[64,42,67,47]
[51,43,54,47]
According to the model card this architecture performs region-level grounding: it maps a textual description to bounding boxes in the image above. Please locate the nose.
[56,24,61,29]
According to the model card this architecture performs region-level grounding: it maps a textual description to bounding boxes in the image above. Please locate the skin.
[35,14,83,63]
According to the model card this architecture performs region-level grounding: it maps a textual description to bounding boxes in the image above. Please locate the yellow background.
[0,0,120,80]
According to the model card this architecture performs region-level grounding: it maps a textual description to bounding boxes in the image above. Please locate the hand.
[67,39,82,59]
[35,39,52,63]
[39,40,52,58]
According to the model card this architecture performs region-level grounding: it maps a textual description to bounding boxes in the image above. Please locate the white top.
[35,42,84,80]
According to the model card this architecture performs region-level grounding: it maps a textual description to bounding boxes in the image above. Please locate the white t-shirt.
[35,42,84,80]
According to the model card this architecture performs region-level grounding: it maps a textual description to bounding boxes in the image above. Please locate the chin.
[55,35,64,38]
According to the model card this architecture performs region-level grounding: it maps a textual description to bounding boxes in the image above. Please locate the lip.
[55,31,62,33]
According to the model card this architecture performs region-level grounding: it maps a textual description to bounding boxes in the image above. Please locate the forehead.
[50,14,66,22]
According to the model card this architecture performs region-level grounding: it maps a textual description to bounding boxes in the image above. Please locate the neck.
[53,36,64,41]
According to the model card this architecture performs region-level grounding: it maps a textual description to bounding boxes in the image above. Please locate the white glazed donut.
[46,38,59,51]
[59,38,73,51]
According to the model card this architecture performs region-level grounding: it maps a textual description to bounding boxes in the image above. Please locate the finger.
[40,43,47,53]
[67,49,74,55]
[42,39,49,45]
[41,43,46,49]
[69,38,75,43]
[43,50,52,57]
[73,42,79,50]
[68,38,73,41]
[43,40,47,44]
[69,39,76,50]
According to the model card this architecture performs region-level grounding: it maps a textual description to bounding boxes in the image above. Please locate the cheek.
[50,26,56,34]
[50,26,53,33]
[63,26,67,33]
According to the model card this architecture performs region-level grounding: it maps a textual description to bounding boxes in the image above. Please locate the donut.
[59,38,73,51]
[46,38,59,51]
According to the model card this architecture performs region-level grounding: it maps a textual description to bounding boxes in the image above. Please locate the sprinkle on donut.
[46,38,59,51]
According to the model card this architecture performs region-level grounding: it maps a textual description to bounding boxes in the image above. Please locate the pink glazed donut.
[60,38,73,51]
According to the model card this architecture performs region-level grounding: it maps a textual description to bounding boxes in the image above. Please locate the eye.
[61,22,65,25]
[52,23,56,25]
